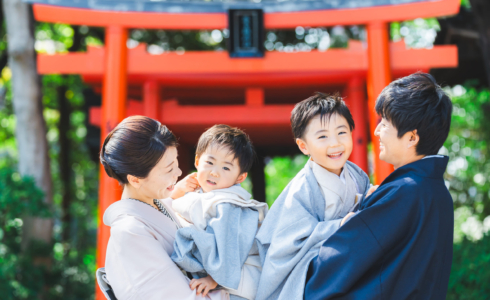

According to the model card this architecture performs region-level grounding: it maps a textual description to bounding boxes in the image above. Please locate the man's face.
[374,118,411,168]
[297,114,353,176]
[195,145,246,193]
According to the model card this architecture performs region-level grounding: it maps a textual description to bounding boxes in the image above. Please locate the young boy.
[170,124,268,300]
[304,73,453,300]
[255,93,374,300]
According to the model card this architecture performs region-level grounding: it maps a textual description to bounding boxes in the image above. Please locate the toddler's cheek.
[196,171,206,186]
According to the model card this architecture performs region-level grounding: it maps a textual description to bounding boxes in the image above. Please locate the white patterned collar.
[422,155,445,159]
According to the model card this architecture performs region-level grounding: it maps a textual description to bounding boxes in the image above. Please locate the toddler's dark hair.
[375,72,452,156]
[196,124,255,173]
[291,92,355,140]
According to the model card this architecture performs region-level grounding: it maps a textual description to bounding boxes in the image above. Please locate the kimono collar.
[381,155,449,185]
[103,198,181,235]
[308,159,347,198]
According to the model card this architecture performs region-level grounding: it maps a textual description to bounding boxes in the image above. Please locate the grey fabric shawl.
[255,160,370,300]
[171,203,259,291]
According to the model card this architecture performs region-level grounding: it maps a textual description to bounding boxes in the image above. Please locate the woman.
[100,116,229,300]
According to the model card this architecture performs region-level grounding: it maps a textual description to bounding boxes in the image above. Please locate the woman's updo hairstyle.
[100,116,178,185]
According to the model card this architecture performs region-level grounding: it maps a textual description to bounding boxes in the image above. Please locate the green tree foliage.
[442,85,490,238]
[448,234,490,299]
[0,71,98,298]
[443,85,490,299]
[127,25,365,54]
[0,19,99,298]
[391,18,440,48]
[0,165,51,299]
[264,155,308,206]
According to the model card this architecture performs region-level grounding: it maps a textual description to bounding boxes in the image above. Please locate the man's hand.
[366,185,379,198]
[341,212,356,226]
[190,275,218,297]
[171,173,199,199]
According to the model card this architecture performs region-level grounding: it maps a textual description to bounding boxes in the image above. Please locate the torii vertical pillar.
[144,81,159,120]
[367,22,394,184]
[246,88,267,203]
[96,26,128,300]
[347,77,368,173]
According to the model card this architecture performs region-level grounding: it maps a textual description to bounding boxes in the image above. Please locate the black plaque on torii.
[228,9,265,58]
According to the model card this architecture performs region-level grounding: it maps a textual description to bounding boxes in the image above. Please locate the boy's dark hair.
[291,92,355,140]
[196,124,255,173]
[375,72,452,156]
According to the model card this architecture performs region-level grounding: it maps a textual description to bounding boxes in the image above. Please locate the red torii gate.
[32,0,459,298]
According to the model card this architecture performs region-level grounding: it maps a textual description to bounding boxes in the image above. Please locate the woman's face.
[138,146,182,200]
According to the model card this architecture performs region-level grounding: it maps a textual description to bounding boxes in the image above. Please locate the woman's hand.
[171,173,200,199]
[190,275,218,297]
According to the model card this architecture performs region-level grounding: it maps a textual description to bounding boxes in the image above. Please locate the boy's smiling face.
[296,113,353,176]
[195,145,247,193]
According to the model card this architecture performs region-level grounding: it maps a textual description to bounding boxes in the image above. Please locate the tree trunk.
[60,28,83,243]
[469,0,490,87]
[58,79,72,243]
[3,0,53,249]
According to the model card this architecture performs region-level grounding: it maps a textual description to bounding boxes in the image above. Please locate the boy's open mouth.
[207,180,217,186]
[167,184,175,191]
[327,151,344,160]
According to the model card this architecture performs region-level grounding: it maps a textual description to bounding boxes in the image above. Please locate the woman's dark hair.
[196,124,255,173]
[291,92,355,140]
[375,72,452,156]
[100,116,178,185]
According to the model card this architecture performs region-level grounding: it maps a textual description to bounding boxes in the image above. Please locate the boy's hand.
[366,185,379,198]
[190,275,218,297]
[341,212,356,226]
[171,173,199,199]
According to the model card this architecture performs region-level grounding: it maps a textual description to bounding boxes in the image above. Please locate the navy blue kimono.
[304,156,454,300]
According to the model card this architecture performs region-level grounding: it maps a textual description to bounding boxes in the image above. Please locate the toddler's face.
[195,145,246,193]
[297,113,353,176]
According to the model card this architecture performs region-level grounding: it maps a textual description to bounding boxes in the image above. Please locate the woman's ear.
[235,172,248,184]
[296,138,309,155]
[127,174,142,189]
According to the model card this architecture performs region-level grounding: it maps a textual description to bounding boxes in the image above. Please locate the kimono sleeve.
[107,217,227,300]
[172,203,259,290]
[304,185,416,300]
[255,190,341,300]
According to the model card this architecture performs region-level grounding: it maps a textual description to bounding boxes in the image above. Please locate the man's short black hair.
[291,92,355,140]
[196,124,255,173]
[375,72,453,156]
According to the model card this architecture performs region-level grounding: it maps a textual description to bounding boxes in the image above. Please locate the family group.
[98,72,454,300]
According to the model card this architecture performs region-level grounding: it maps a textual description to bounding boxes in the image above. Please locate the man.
[304,72,454,300]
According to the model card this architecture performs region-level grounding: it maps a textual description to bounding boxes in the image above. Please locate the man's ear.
[296,138,309,155]
[235,172,248,184]
[407,130,420,149]
[127,174,142,189]
[194,155,200,169]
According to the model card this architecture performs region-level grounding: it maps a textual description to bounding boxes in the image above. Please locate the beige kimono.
[103,198,229,300]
